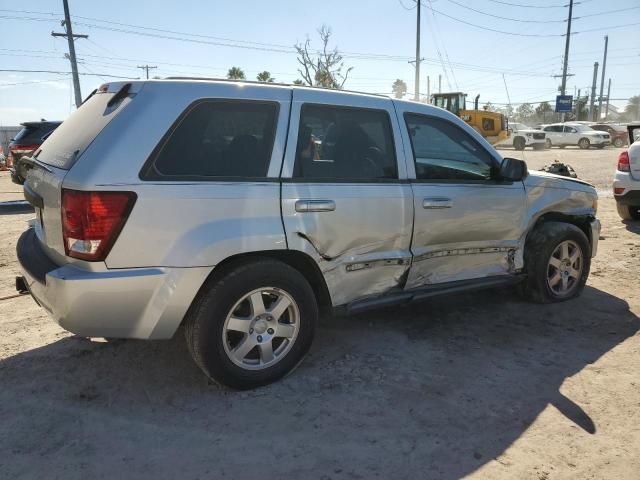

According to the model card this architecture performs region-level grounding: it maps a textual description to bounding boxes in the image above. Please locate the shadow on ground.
[0,286,637,479]
[0,201,32,215]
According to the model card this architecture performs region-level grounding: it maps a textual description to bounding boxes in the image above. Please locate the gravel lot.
[1,147,638,480]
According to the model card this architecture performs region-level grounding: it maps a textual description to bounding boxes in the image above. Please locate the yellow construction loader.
[431,92,510,145]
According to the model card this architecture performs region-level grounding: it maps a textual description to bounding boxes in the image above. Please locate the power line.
[0,68,135,79]
[419,2,565,37]
[482,0,572,8]
[444,0,566,23]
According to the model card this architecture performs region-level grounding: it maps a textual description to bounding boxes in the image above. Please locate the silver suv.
[17,79,601,389]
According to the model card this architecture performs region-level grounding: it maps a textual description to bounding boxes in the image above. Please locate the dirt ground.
[0,147,638,480]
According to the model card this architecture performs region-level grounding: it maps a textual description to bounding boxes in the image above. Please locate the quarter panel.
[106,183,286,268]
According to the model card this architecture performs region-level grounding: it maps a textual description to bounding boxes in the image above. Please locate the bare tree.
[295,25,353,89]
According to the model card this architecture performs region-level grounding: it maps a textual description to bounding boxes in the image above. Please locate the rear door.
[629,125,640,180]
[564,125,579,144]
[280,90,413,306]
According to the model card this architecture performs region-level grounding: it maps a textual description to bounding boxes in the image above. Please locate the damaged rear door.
[280,89,413,306]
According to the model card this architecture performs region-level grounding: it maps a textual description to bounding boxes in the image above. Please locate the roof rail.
[162,76,390,98]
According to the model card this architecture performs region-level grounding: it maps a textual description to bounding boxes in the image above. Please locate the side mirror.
[499,157,528,181]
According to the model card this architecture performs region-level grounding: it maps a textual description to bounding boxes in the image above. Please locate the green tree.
[535,101,553,123]
[256,71,275,82]
[227,67,245,80]
[515,103,535,123]
[292,79,305,85]
[625,95,640,121]
[392,79,407,99]
[295,25,353,89]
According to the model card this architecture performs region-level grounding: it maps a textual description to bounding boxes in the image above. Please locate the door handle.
[423,197,452,209]
[295,200,336,213]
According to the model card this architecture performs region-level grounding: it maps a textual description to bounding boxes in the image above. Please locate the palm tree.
[256,71,275,82]
[391,79,407,99]
[227,67,246,80]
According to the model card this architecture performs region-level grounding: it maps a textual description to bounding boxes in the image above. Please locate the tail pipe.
[474,94,480,110]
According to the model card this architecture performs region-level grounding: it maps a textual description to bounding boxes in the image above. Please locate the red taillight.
[61,189,136,261]
[617,151,630,172]
[614,187,625,195]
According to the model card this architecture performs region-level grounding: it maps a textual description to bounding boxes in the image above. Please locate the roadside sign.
[555,95,573,113]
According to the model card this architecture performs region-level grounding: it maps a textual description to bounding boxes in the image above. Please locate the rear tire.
[613,138,624,148]
[514,137,526,151]
[578,138,590,149]
[545,139,552,149]
[521,222,591,304]
[616,203,640,221]
[184,259,318,389]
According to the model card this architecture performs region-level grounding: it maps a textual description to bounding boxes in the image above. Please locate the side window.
[404,114,496,181]
[293,104,397,180]
[145,100,278,179]
[565,126,577,133]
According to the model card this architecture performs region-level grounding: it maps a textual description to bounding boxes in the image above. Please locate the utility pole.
[589,62,599,122]
[560,0,574,122]
[137,65,157,79]
[438,74,441,93]
[605,78,611,119]
[577,89,581,120]
[502,73,512,109]
[427,76,430,103]
[414,0,421,101]
[597,35,608,122]
[51,0,87,108]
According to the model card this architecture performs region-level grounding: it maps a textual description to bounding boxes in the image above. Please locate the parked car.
[541,123,610,149]
[8,120,61,184]
[507,122,546,150]
[0,145,5,169]
[16,80,601,389]
[613,124,640,220]
[591,123,628,148]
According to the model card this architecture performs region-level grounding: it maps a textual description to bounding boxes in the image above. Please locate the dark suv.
[591,124,628,148]
[9,120,61,184]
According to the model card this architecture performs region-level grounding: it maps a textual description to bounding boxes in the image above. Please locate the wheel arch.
[526,212,594,250]
[185,249,333,321]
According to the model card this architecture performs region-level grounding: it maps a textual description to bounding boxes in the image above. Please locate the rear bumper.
[16,228,212,339]
[614,189,640,206]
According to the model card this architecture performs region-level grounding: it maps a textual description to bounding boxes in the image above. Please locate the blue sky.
[0,0,638,125]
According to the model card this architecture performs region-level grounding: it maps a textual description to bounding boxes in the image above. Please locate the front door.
[395,107,527,288]
[280,90,413,306]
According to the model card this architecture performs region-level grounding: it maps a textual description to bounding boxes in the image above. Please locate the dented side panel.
[405,182,527,288]
[281,183,414,306]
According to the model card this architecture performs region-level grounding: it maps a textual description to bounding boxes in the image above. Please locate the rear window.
[142,100,278,180]
[13,124,58,145]
[36,91,132,170]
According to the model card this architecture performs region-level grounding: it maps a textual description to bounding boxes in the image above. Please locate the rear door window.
[144,100,278,180]
[293,104,397,180]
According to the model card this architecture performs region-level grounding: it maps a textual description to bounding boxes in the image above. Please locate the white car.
[508,122,546,150]
[613,124,640,220]
[541,123,610,149]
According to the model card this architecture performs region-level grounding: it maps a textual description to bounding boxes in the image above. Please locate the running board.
[344,275,525,315]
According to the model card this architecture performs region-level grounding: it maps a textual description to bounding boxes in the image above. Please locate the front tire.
[616,203,640,221]
[521,222,591,303]
[514,137,526,151]
[578,138,590,149]
[613,138,624,148]
[545,139,552,149]
[184,259,318,389]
